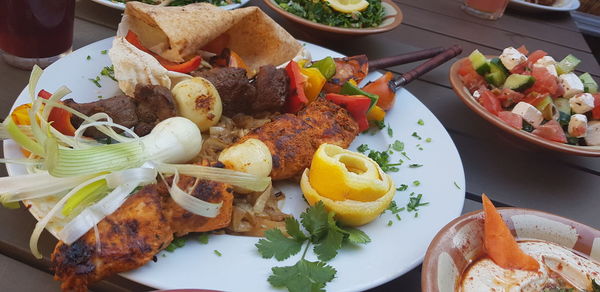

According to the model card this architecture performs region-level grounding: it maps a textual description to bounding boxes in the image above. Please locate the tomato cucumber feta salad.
[458,45,600,146]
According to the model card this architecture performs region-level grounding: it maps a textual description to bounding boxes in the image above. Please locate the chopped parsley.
[100,49,108,54]
[214,250,222,257]
[409,164,423,168]
[387,124,393,137]
[100,65,117,81]
[256,202,370,291]
[395,214,401,221]
[411,132,422,140]
[89,76,101,88]
[400,151,411,160]
[413,180,420,186]
[391,140,404,152]
[425,137,432,143]
[407,193,429,212]
[86,55,91,60]
[387,220,393,226]
[454,181,461,190]
[396,184,408,191]
[97,95,103,99]
[357,144,369,154]
[165,237,186,252]
[417,119,424,125]
[367,149,402,172]
[198,233,209,244]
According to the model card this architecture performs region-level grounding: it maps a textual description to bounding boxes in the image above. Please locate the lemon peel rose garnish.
[300,144,396,226]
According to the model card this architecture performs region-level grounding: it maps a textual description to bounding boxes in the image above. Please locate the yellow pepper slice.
[11,103,33,126]
[366,105,386,122]
[301,67,326,102]
[307,144,389,202]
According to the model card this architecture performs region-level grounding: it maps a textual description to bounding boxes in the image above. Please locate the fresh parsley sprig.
[256,202,371,292]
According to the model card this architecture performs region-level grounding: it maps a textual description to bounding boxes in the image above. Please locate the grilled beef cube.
[64,95,138,139]
[133,84,177,136]
[193,67,256,116]
[253,65,288,113]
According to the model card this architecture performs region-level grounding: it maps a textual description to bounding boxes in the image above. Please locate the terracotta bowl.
[421,207,600,292]
[262,0,402,35]
[449,57,600,157]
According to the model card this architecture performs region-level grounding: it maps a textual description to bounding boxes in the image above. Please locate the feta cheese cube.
[512,101,543,128]
[585,121,600,146]
[568,114,587,138]
[569,93,595,114]
[499,47,527,71]
[559,73,584,98]
[534,56,556,67]
[473,90,481,99]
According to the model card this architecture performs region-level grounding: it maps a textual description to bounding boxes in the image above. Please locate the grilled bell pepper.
[340,81,379,110]
[125,30,202,74]
[310,56,336,80]
[300,67,326,102]
[362,72,396,111]
[284,61,309,114]
[38,90,77,136]
[366,105,386,122]
[325,93,370,131]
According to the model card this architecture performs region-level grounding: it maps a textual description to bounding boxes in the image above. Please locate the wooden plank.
[396,0,589,49]
[395,4,600,76]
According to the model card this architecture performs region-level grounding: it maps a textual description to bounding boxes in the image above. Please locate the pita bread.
[122,2,302,71]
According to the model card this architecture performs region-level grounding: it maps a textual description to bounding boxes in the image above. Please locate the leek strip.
[30,175,107,258]
[160,169,222,218]
[28,66,42,103]
[58,168,157,244]
[46,141,145,177]
[156,163,271,192]
[61,179,108,217]
[0,158,43,165]
[5,118,44,156]
[0,172,96,203]
[41,86,70,121]
[73,120,138,149]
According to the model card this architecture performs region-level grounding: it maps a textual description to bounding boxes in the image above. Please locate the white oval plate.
[3,37,465,291]
[509,0,580,12]
[88,0,250,10]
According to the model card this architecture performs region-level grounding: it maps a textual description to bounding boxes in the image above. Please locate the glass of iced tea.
[0,0,75,70]
[462,0,510,20]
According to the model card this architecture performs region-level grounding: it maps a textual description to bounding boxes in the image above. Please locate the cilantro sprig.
[256,202,371,292]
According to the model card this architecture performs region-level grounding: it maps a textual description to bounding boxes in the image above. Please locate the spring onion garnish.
[2,66,274,256]
[156,163,271,192]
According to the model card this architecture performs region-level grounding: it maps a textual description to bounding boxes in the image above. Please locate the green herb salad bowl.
[263,0,403,35]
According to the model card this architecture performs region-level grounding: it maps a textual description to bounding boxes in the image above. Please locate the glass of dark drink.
[0,0,75,70]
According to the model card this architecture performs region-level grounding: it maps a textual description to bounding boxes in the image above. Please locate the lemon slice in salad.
[326,0,369,14]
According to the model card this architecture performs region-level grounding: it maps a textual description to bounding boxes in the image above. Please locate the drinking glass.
[0,0,75,70]
[462,0,510,20]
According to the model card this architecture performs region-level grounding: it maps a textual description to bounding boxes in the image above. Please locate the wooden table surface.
[0,0,599,291]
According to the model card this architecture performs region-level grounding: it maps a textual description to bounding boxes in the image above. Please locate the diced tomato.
[532,120,567,143]
[498,111,523,129]
[458,59,487,92]
[510,62,528,74]
[516,45,529,56]
[523,92,546,106]
[592,93,600,120]
[362,72,395,111]
[526,50,547,68]
[479,89,502,116]
[37,90,76,136]
[525,66,562,98]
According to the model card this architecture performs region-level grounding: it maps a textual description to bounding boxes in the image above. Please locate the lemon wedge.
[326,0,369,14]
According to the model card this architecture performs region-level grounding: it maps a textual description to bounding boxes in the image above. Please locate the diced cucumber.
[490,58,509,75]
[503,74,535,92]
[469,50,490,76]
[554,98,571,126]
[534,96,554,120]
[522,120,534,132]
[579,72,598,93]
[485,60,509,87]
[556,54,581,75]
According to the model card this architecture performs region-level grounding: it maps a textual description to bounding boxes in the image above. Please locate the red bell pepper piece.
[284,61,308,114]
[325,93,371,131]
[38,89,77,136]
[125,30,202,74]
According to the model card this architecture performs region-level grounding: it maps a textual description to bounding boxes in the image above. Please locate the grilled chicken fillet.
[239,98,359,180]
[52,175,234,292]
